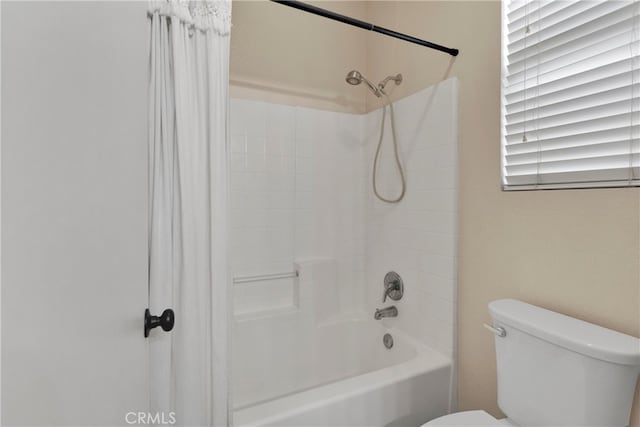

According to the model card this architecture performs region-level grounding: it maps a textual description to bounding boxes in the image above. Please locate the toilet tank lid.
[489,299,640,366]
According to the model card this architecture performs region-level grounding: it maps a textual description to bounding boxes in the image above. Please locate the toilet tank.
[489,299,640,427]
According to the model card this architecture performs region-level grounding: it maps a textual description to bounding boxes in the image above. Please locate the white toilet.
[425,299,640,426]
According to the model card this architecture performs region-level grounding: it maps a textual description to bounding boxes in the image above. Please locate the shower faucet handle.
[382,271,404,302]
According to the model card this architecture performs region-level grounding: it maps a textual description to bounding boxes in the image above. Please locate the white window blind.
[502,0,640,190]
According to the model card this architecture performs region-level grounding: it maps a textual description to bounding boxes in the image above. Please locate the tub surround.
[364,78,458,359]
[230,79,458,425]
[230,80,457,334]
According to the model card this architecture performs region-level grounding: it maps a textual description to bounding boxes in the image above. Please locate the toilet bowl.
[423,410,516,426]
[422,299,640,427]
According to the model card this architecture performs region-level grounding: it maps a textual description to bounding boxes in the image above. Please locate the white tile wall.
[230,99,366,316]
[230,102,295,261]
[230,78,457,357]
[364,78,458,358]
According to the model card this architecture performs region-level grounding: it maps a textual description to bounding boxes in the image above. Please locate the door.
[2,2,150,425]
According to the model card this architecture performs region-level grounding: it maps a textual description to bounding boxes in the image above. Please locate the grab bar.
[233,270,299,284]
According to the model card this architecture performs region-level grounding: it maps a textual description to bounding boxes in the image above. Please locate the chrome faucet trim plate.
[383,271,404,302]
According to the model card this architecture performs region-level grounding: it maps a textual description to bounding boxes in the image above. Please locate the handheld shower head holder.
[378,74,403,92]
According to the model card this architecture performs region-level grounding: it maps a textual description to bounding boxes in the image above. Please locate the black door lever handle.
[144,308,174,338]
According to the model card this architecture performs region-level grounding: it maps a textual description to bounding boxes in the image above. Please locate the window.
[501,0,640,190]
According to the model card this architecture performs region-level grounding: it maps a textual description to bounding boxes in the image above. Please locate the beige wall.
[230,1,640,424]
[230,0,368,113]
[363,2,640,424]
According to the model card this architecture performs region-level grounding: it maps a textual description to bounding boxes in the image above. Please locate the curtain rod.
[270,0,459,57]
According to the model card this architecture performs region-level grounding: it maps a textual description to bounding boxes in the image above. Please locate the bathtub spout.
[374,306,398,320]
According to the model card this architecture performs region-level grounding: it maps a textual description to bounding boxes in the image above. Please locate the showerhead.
[345,70,402,97]
[346,70,363,86]
[345,70,381,97]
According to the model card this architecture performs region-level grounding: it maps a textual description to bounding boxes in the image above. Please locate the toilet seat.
[422,410,518,426]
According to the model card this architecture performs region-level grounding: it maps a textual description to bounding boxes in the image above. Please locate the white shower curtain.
[147,1,231,425]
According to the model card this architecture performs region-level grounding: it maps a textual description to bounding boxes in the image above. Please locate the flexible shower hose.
[372,93,406,203]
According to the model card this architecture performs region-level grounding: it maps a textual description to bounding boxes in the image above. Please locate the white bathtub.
[233,316,452,426]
